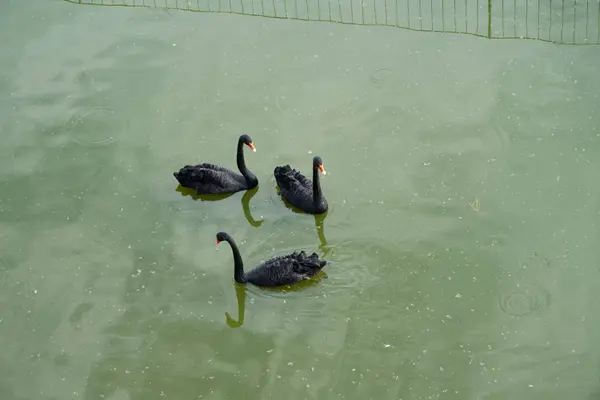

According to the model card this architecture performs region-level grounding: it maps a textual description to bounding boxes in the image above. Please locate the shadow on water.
[275,185,331,257]
[224,271,328,328]
[225,283,247,328]
[175,185,264,227]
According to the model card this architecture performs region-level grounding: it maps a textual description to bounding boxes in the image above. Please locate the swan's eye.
[247,142,256,152]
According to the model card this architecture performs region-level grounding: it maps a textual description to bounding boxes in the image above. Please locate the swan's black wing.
[174,163,246,194]
[274,165,312,192]
[274,165,319,212]
[244,251,327,287]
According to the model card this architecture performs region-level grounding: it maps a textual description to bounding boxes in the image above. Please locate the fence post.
[487,0,492,38]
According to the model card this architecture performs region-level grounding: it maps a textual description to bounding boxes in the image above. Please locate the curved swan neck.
[236,140,257,184]
[225,235,246,283]
[312,163,324,207]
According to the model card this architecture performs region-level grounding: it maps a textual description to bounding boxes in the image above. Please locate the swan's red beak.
[318,164,326,175]
[216,238,221,244]
[247,142,256,152]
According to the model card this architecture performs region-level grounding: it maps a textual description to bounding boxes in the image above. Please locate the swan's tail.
[306,252,327,269]
[274,165,298,189]
[173,165,198,185]
[274,164,292,177]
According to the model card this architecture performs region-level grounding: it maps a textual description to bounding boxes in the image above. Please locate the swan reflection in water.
[277,190,331,257]
[225,271,328,328]
[222,207,331,329]
[175,185,264,227]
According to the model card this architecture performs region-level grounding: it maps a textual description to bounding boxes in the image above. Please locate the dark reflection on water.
[275,185,331,256]
[3,1,600,399]
[175,185,264,227]
[225,283,247,328]
[82,241,278,399]
[224,273,328,328]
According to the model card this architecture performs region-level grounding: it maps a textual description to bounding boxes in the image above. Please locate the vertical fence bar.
[477,0,480,34]
[442,0,445,31]
[501,0,505,36]
[453,0,457,31]
[537,0,540,39]
[488,0,492,38]
[573,0,577,43]
[513,0,516,36]
[349,0,353,22]
[384,0,388,25]
[585,0,589,41]
[465,0,468,32]
[549,0,553,40]
[525,0,529,37]
[561,0,565,41]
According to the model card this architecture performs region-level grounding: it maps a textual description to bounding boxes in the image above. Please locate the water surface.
[1,1,600,399]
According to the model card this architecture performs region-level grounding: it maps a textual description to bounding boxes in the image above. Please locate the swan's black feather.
[274,165,312,189]
[174,164,249,194]
[274,163,327,214]
[173,134,257,195]
[243,250,327,286]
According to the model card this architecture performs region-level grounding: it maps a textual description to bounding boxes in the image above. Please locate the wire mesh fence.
[65,0,600,44]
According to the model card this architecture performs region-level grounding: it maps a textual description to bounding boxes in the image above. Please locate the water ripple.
[369,68,395,87]
[498,283,551,317]
[65,106,119,146]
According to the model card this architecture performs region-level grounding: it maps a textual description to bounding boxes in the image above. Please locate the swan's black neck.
[236,140,257,186]
[312,163,324,209]
[224,235,246,283]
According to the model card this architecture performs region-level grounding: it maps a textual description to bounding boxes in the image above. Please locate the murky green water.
[2,1,600,399]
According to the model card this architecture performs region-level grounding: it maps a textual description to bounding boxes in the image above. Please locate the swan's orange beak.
[247,142,256,152]
[318,164,326,175]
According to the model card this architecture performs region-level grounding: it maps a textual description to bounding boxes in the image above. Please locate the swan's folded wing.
[292,253,326,274]
[180,166,238,190]
[275,167,312,192]
[197,163,234,173]
[290,169,312,189]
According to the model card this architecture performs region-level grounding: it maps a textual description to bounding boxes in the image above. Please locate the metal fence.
[65,0,600,44]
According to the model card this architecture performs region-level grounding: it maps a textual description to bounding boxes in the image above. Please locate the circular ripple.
[65,106,119,146]
[498,284,551,317]
[369,68,394,86]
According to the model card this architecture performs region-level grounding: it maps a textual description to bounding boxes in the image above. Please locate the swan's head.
[313,156,326,175]
[240,134,256,152]
[216,232,230,244]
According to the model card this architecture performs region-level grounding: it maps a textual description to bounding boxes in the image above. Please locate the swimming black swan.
[173,134,258,195]
[216,232,327,287]
[274,156,328,214]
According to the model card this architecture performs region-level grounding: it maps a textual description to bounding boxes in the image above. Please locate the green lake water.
[1,1,600,399]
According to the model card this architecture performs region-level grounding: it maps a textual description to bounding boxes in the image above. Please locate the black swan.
[274,156,328,214]
[216,232,327,287]
[173,134,258,195]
